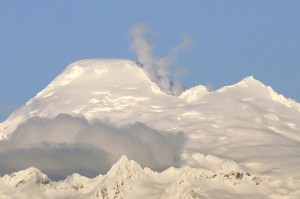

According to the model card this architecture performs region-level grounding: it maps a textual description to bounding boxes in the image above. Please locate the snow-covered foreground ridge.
[0,155,299,199]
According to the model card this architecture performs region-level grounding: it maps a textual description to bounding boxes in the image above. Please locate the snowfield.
[0,59,300,198]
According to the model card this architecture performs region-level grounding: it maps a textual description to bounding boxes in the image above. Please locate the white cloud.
[0,114,185,180]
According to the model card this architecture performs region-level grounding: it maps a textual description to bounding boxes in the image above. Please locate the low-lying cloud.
[129,23,192,96]
[0,114,185,180]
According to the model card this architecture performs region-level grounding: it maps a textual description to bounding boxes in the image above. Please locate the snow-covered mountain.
[0,59,300,198]
[1,155,296,199]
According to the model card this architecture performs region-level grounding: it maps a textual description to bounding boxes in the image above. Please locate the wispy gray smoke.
[129,23,192,96]
[0,114,185,180]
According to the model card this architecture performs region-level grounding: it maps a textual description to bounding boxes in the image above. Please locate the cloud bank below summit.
[0,114,185,180]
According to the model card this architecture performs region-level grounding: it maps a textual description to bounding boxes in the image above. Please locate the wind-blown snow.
[1,59,300,198]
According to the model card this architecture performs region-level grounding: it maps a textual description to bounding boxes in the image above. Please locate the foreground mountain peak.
[107,155,144,179]
[2,167,50,187]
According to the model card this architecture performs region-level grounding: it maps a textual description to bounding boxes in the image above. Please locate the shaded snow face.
[0,114,185,180]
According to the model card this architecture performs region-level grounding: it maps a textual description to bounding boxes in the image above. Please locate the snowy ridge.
[217,76,300,109]
[2,167,50,188]
[1,155,297,199]
[179,85,209,103]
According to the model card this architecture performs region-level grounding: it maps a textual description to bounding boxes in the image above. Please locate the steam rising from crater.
[129,23,192,95]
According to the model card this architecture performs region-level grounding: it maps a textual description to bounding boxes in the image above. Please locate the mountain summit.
[1,59,168,137]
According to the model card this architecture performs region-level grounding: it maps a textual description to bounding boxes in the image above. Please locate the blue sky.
[1,0,300,121]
